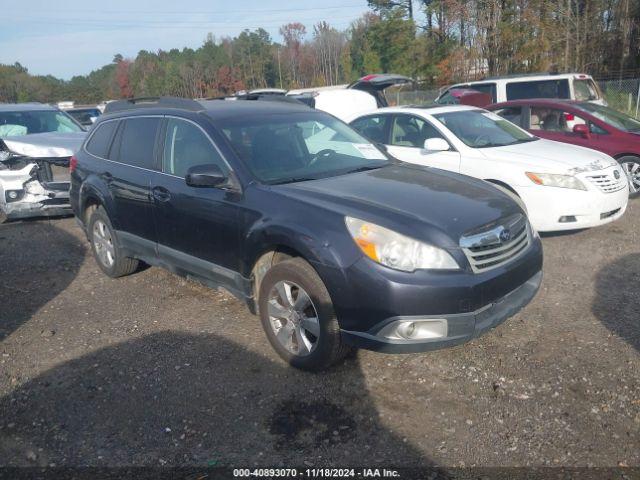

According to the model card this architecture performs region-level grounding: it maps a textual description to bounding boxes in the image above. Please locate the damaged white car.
[0,103,86,222]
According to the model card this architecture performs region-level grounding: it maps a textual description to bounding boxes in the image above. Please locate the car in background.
[487,99,640,195]
[66,106,102,127]
[435,88,492,107]
[436,73,604,105]
[0,103,86,222]
[287,74,413,121]
[70,96,542,370]
[348,105,628,232]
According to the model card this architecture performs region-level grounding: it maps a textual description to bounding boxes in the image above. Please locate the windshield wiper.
[270,177,317,185]
[344,165,384,174]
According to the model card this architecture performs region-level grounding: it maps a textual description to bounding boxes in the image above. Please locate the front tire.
[617,155,640,196]
[88,206,139,278]
[258,257,352,371]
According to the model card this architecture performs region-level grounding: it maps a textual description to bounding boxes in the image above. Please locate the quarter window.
[350,115,390,144]
[163,118,227,178]
[116,117,160,169]
[85,121,117,158]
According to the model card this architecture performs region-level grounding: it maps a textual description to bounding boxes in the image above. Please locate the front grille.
[586,170,626,193]
[460,214,531,273]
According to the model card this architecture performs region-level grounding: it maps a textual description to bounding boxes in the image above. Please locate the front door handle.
[151,186,171,202]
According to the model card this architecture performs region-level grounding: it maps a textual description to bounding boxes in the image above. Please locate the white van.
[436,73,604,106]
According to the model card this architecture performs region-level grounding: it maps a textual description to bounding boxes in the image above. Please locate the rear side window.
[466,83,497,102]
[506,79,570,101]
[350,115,390,144]
[85,121,117,158]
[116,117,160,169]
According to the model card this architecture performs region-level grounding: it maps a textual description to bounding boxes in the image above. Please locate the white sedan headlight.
[345,217,459,272]
[526,172,586,190]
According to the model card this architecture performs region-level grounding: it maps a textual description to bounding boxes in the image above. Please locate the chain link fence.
[598,78,640,118]
[394,79,640,118]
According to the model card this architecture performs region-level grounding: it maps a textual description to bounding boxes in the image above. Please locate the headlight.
[525,172,586,190]
[345,217,459,272]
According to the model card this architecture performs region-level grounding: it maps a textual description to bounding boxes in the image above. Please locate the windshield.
[221,112,390,184]
[433,110,536,148]
[573,103,640,132]
[573,79,600,101]
[0,110,83,138]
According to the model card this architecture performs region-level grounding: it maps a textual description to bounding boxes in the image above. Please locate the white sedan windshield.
[0,110,83,138]
[434,110,537,148]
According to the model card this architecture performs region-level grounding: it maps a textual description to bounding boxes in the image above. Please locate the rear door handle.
[151,186,171,202]
[102,172,113,184]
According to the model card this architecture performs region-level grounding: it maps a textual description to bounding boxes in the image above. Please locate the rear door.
[107,116,161,256]
[385,114,461,172]
[152,116,242,284]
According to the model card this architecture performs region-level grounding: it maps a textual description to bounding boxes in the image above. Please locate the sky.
[0,0,371,80]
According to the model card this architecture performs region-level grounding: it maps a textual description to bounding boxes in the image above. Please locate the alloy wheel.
[92,220,115,268]
[267,280,320,357]
[621,161,640,194]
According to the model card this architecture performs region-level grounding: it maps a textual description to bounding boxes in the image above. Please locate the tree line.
[1,0,638,104]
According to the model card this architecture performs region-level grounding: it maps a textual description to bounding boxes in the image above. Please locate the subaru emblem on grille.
[499,229,511,242]
[614,169,621,180]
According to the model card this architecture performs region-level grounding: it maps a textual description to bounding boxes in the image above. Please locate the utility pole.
[277,48,283,89]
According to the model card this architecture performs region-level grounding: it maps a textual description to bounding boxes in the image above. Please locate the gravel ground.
[0,202,639,472]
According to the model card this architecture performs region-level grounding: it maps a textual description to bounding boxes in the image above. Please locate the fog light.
[397,322,416,339]
[379,318,448,340]
[558,215,577,223]
[5,190,23,202]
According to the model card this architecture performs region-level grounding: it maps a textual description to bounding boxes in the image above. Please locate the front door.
[385,114,461,172]
[152,117,242,288]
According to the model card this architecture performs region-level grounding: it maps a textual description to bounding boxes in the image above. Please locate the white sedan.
[347,105,629,232]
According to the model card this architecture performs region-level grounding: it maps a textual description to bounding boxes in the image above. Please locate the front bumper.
[341,270,542,353]
[2,184,71,221]
[517,171,629,232]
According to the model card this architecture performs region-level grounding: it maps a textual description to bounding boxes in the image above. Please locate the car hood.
[274,164,523,248]
[1,132,86,158]
[478,138,617,174]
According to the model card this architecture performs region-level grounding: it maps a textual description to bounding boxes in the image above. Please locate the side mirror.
[573,124,590,138]
[185,164,227,188]
[423,138,450,152]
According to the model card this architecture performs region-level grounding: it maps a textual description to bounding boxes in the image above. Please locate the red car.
[488,99,640,195]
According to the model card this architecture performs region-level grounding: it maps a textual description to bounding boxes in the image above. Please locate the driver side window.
[390,115,445,148]
[163,118,227,178]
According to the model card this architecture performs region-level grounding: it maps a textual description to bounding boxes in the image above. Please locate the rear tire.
[88,206,138,278]
[617,155,640,197]
[258,257,352,371]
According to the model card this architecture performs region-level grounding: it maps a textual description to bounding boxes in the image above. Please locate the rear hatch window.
[506,79,570,100]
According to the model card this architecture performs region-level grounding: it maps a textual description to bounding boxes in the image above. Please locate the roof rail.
[479,72,560,81]
[104,96,203,114]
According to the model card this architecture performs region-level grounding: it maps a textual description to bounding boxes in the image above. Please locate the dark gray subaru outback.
[70,97,543,371]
